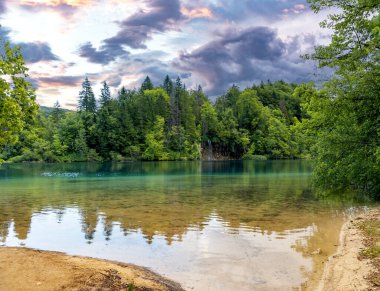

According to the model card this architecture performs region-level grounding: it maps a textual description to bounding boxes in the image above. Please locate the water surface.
[0,161,370,290]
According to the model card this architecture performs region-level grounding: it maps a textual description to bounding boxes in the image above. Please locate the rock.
[311,248,321,255]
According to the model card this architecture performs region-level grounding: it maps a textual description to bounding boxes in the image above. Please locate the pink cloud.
[181,6,213,18]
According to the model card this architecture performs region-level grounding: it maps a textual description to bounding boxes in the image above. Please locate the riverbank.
[318,207,380,291]
[0,247,183,291]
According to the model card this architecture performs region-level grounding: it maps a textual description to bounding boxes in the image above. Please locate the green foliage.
[1,72,322,163]
[51,101,64,123]
[162,75,173,95]
[0,41,38,150]
[78,77,96,113]
[143,116,168,161]
[201,101,219,143]
[358,219,380,259]
[306,0,380,196]
[140,76,153,92]
[242,154,267,161]
[99,81,111,105]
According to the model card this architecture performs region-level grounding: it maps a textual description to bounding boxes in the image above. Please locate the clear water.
[0,161,372,290]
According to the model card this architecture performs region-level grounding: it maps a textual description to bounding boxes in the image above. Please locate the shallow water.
[0,161,372,290]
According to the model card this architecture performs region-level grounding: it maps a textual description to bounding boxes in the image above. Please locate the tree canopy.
[305,0,380,196]
[0,41,37,151]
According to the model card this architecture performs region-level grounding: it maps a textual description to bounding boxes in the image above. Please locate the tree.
[0,41,38,150]
[143,116,168,161]
[78,77,96,113]
[306,0,380,196]
[200,101,220,144]
[78,77,97,149]
[52,100,64,123]
[162,75,173,95]
[140,76,153,92]
[99,81,111,106]
[58,113,90,160]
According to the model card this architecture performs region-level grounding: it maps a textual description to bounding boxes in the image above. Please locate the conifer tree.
[99,81,111,106]
[163,75,173,95]
[78,77,96,113]
[52,100,64,122]
[78,77,97,150]
[140,76,153,92]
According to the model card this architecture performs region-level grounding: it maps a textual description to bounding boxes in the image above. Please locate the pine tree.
[118,86,128,102]
[78,77,96,113]
[163,75,173,95]
[52,100,64,122]
[140,76,153,92]
[77,77,97,150]
[175,76,182,92]
[99,81,111,106]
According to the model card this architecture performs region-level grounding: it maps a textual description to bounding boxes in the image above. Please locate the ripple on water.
[41,172,80,178]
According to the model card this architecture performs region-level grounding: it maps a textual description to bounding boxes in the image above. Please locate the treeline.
[0,76,316,162]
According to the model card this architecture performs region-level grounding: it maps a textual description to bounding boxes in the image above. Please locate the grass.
[358,220,380,259]
[357,213,380,287]
[360,245,380,259]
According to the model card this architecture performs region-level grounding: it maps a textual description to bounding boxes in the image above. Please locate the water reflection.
[0,161,371,290]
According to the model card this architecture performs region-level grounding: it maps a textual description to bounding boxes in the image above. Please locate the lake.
[0,161,372,290]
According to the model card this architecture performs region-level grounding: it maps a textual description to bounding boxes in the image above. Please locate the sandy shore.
[317,208,380,291]
[0,247,183,291]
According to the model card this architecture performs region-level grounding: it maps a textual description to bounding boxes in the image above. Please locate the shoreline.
[0,247,183,291]
[317,207,380,291]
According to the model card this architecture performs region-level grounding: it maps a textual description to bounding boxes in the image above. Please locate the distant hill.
[40,106,74,116]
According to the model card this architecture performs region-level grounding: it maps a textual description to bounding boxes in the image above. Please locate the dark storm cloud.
[174,26,314,95]
[107,76,122,88]
[111,0,183,49]
[18,42,59,63]
[0,27,58,63]
[78,42,128,64]
[38,76,83,87]
[79,0,183,64]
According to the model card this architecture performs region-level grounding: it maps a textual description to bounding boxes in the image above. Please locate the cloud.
[174,26,315,95]
[195,0,309,22]
[19,42,59,63]
[0,2,6,14]
[78,42,128,64]
[105,0,183,49]
[20,0,92,5]
[282,4,307,16]
[37,75,82,87]
[181,6,213,19]
[19,0,94,16]
[0,27,58,63]
[78,0,184,64]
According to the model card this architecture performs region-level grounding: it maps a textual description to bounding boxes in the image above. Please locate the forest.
[0,76,313,162]
[0,0,379,197]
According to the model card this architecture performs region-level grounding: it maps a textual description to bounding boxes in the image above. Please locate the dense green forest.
[1,76,313,162]
[0,0,378,196]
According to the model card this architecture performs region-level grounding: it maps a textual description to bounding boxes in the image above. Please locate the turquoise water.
[0,161,371,290]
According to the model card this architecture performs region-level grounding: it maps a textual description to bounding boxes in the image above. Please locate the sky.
[0,0,331,108]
